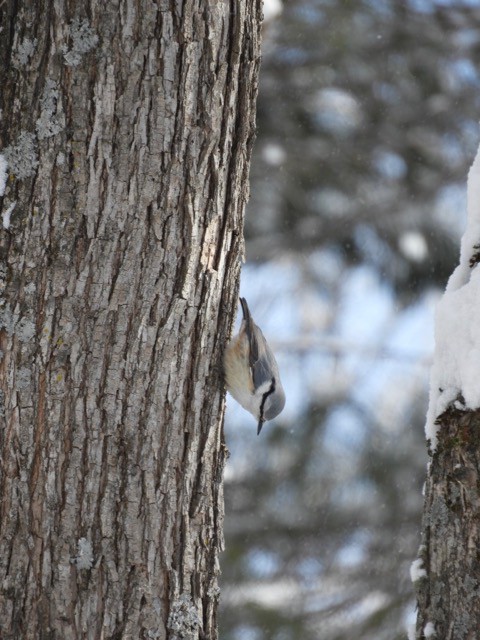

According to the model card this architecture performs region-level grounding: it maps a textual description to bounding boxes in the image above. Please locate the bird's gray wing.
[240,297,280,387]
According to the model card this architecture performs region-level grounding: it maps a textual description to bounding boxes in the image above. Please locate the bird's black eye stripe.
[259,377,276,422]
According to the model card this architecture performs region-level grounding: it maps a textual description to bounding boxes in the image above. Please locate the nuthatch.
[224,297,286,434]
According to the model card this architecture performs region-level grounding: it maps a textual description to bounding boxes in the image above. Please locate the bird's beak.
[257,420,264,435]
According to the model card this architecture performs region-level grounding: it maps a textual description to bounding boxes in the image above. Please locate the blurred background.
[220,1,480,639]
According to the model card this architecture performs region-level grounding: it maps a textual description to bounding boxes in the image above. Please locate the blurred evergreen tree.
[248,0,480,292]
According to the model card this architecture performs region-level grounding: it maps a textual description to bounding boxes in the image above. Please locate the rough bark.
[0,1,262,638]
[416,408,480,639]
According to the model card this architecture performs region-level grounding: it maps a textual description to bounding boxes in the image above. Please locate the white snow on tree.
[426,143,480,449]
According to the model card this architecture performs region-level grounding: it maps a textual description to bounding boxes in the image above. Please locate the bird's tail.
[240,297,252,323]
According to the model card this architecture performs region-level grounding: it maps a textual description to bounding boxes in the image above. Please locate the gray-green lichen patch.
[71,538,94,570]
[0,305,35,341]
[207,583,220,599]
[3,132,39,179]
[16,367,32,390]
[24,282,36,295]
[428,493,450,528]
[62,18,98,67]
[452,611,471,639]
[12,37,37,68]
[16,317,36,342]
[36,79,65,140]
[167,594,200,639]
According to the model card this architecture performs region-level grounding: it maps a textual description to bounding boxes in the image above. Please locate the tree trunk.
[416,408,480,639]
[0,2,261,638]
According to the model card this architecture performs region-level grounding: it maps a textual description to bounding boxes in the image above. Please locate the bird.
[224,297,286,434]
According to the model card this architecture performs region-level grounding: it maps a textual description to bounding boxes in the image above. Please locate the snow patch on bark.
[2,201,16,229]
[406,619,416,640]
[410,558,427,582]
